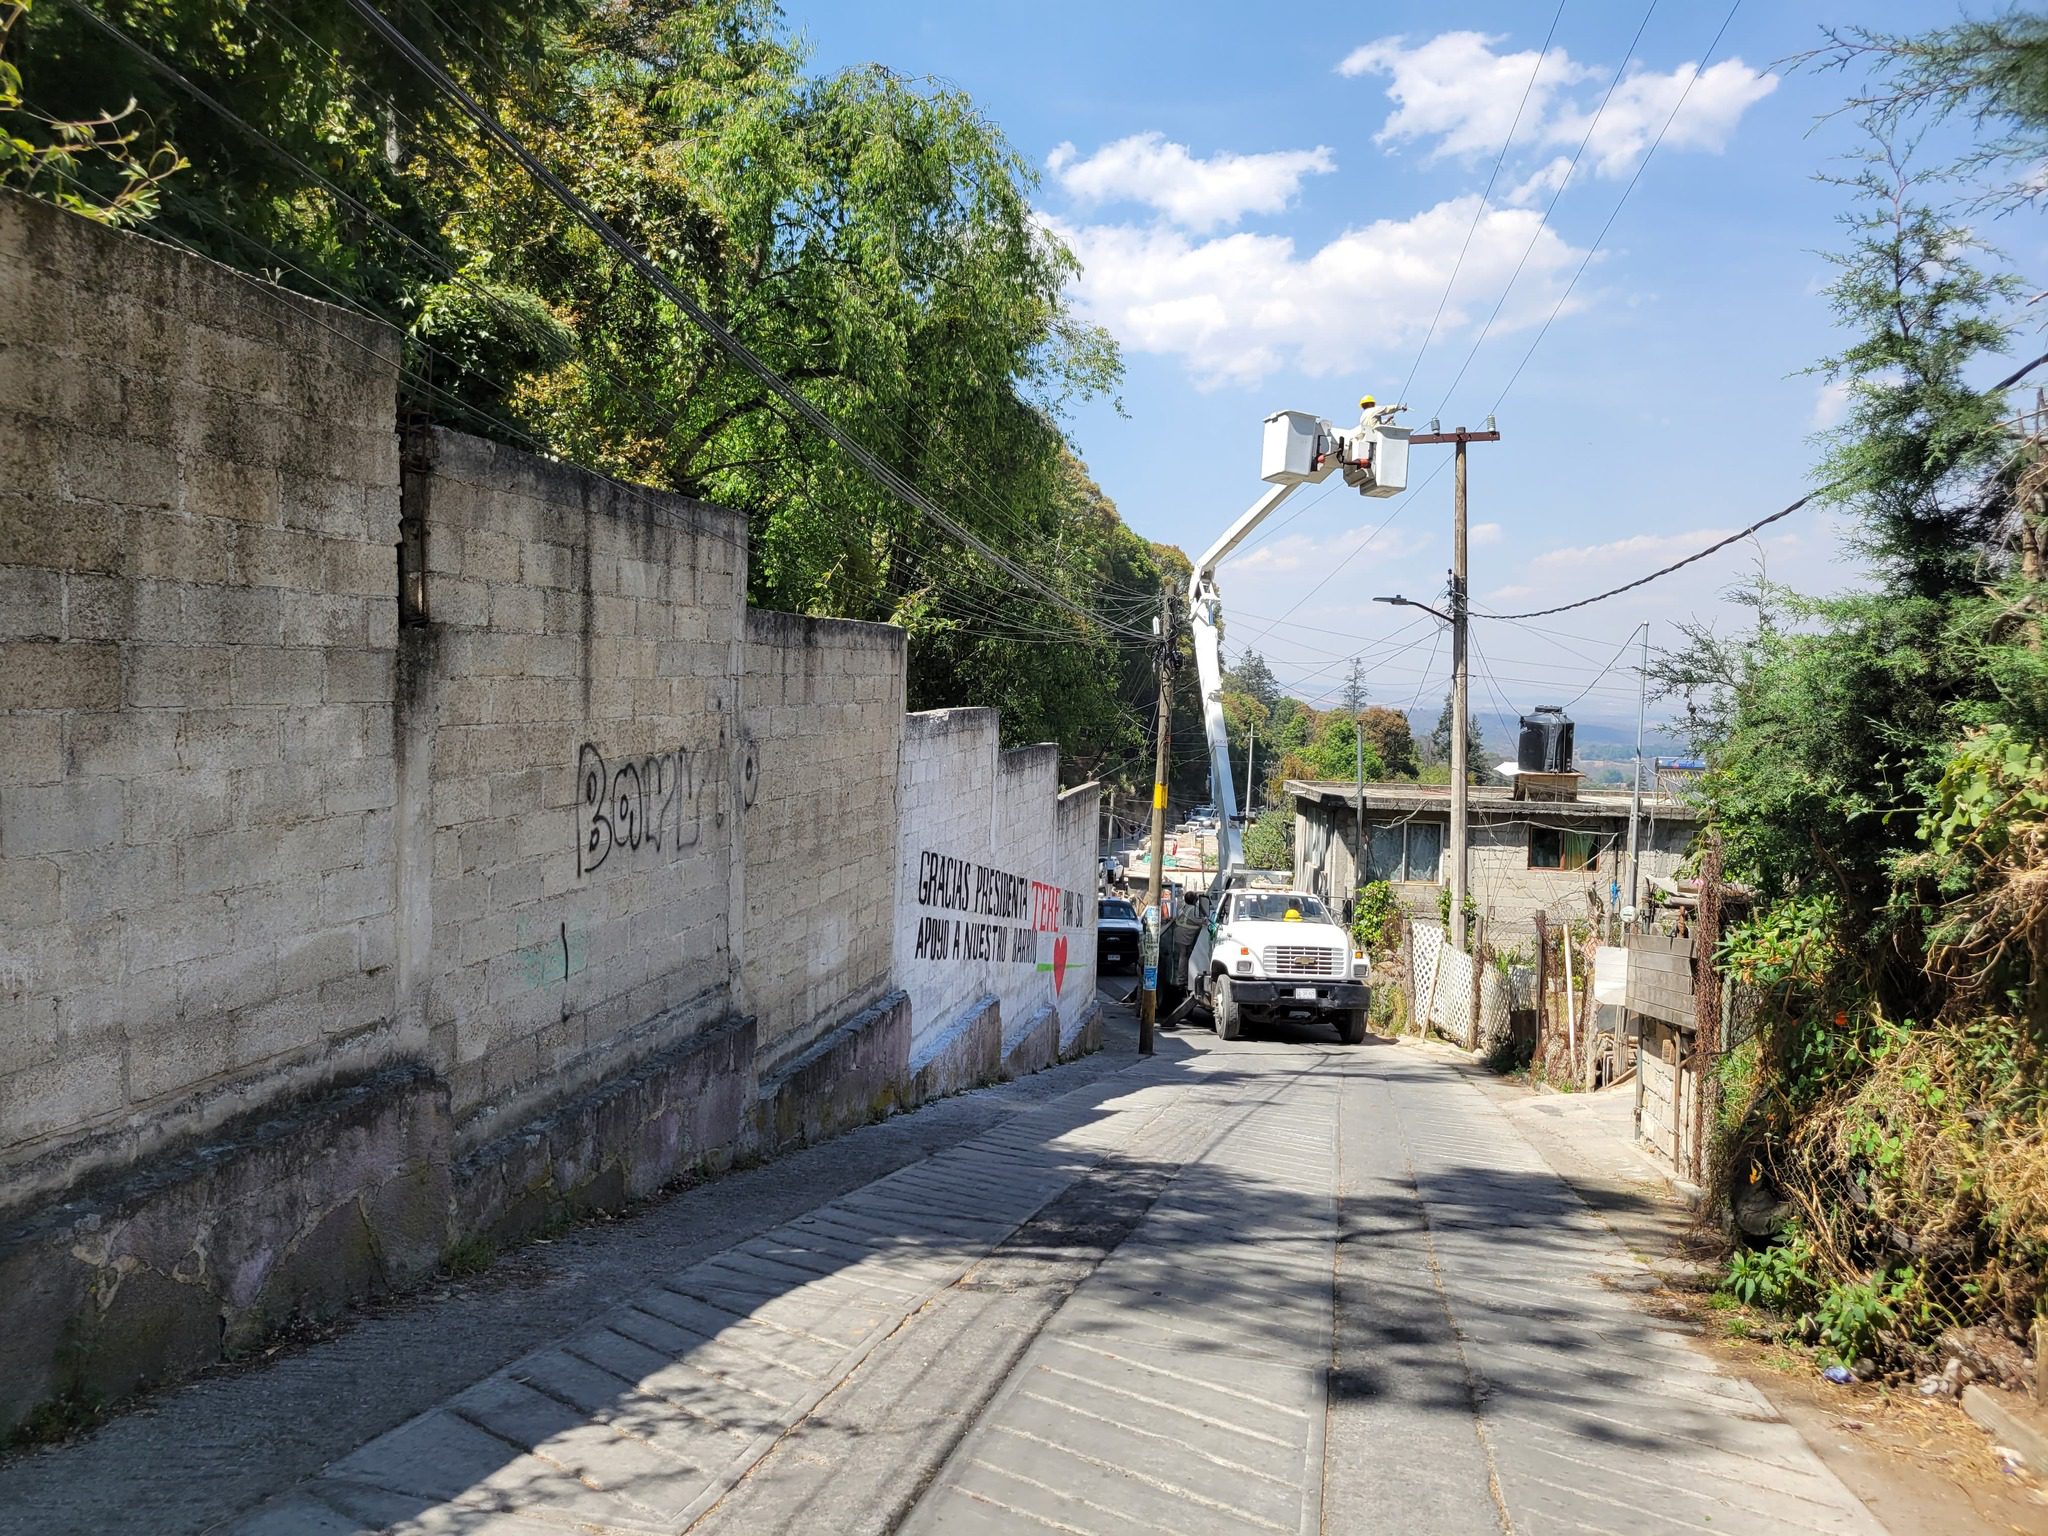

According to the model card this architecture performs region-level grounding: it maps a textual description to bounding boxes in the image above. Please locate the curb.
[1961,1384,2048,1471]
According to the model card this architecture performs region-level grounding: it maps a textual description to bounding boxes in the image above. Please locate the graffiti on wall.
[576,742,707,876]
[909,850,1089,995]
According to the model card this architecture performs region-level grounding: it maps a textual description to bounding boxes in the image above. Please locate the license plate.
[1294,987,1317,1000]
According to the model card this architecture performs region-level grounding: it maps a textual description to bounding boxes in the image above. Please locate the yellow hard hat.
[1359,394,1377,409]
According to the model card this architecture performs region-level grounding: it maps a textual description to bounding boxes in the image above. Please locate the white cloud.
[1341,32,1776,180]
[1471,522,1503,546]
[1046,133,1336,232]
[1531,529,1735,571]
[1553,59,1780,178]
[1051,194,1588,388]
[1341,32,1593,160]
[1810,378,1852,431]
[1504,155,1573,208]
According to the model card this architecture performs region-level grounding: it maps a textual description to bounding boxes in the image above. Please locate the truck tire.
[1339,1007,1369,1046]
[1214,976,1243,1041]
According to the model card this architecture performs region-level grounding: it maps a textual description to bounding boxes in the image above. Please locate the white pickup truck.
[1185,887,1371,1044]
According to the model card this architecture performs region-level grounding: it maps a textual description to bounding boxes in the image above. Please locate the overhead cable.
[1474,489,1826,620]
[1484,0,1743,419]
[1394,0,1568,407]
[1425,0,1660,420]
[336,0,1146,639]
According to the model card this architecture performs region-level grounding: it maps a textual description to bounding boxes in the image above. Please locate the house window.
[1529,826,1598,871]
[1367,820,1444,882]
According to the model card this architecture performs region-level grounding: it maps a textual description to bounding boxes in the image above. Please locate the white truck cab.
[1192,886,1371,1044]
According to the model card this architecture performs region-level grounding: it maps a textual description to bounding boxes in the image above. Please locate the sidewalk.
[0,993,1161,1536]
[1445,1035,2048,1536]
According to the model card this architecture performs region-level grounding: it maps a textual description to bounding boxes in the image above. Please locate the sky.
[791,1,2031,732]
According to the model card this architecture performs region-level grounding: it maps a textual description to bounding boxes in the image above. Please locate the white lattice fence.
[1410,921,1442,1032]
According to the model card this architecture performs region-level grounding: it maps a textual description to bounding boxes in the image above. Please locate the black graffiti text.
[577,743,705,876]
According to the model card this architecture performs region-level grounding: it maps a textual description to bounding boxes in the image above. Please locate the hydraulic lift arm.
[1183,404,1411,903]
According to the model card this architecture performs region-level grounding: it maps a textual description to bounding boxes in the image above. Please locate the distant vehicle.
[1096,897,1141,973]
[1185,887,1370,1044]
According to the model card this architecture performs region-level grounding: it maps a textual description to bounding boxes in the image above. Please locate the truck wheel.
[1214,976,1243,1041]
[1339,1007,1369,1046]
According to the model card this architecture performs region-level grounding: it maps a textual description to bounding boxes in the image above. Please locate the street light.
[1374,594,1452,624]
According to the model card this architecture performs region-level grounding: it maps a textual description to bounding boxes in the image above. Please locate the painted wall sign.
[909,849,1087,996]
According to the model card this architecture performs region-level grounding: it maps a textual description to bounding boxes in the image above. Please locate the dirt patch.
[1676,1288,2048,1536]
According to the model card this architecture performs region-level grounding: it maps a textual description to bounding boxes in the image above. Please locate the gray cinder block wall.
[0,191,1100,1433]
[0,190,409,1213]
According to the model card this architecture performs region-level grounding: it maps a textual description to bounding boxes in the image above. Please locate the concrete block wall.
[1464,818,1692,934]
[0,192,406,1208]
[404,430,747,1148]
[0,192,1103,1432]
[741,610,904,1076]
[893,711,1099,1077]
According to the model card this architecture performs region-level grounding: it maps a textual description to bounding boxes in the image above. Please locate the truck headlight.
[1236,959,1253,976]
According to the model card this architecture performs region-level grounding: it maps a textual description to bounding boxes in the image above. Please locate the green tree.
[17,0,1159,776]
[1240,805,1292,870]
[1358,704,1418,778]
[1225,649,1281,711]
[1425,690,1490,782]
[1681,43,2048,1347]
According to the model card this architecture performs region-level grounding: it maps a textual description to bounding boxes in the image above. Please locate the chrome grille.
[1262,945,1342,978]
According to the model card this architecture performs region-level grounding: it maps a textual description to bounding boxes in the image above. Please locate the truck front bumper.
[1226,979,1370,1010]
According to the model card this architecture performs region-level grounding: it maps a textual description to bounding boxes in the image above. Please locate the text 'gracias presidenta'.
[914,852,1089,931]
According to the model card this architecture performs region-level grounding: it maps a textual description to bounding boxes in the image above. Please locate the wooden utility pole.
[1624,621,1650,927]
[1410,425,1501,953]
[1139,584,1173,1055]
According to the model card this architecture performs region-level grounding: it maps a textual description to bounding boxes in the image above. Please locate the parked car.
[1096,897,1142,972]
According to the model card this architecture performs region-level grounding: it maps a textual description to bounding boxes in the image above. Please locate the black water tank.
[1517,707,1574,773]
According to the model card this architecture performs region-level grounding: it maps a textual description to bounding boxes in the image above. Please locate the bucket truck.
[1160,400,1410,1043]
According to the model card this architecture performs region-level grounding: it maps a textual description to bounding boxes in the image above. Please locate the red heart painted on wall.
[1052,935,1068,996]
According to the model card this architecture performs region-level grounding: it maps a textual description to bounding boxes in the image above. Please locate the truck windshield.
[1234,894,1330,924]
[1099,900,1137,921]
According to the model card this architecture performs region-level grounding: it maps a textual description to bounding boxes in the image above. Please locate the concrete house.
[1286,771,1701,939]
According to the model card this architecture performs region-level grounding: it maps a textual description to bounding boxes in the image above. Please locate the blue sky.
[793,1,2024,730]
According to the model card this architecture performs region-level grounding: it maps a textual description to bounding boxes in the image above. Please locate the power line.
[1484,0,1744,419]
[1475,488,1829,620]
[1424,0,1660,420]
[1236,455,1454,651]
[1395,0,1568,407]
[1554,620,1645,711]
[1444,340,2048,624]
[336,0,1149,640]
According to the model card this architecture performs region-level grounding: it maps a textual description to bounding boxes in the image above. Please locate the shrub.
[1352,880,1401,954]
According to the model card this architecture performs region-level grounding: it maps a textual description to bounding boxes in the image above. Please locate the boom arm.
[1184,403,1407,899]
[1187,479,1303,891]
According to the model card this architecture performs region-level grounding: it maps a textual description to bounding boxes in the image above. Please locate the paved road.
[0,1007,1889,1536]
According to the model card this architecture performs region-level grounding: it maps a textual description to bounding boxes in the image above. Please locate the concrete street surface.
[0,987,1890,1535]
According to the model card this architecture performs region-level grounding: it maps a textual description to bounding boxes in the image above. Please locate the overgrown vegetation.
[1666,15,2048,1376]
